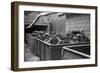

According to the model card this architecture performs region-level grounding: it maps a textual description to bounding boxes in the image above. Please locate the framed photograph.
[11,1,97,71]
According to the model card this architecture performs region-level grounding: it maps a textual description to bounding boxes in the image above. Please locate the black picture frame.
[11,1,98,71]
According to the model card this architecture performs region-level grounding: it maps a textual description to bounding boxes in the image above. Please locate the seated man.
[46,34,61,44]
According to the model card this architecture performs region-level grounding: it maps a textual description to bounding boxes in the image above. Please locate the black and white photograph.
[24,11,90,61]
[11,1,97,71]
